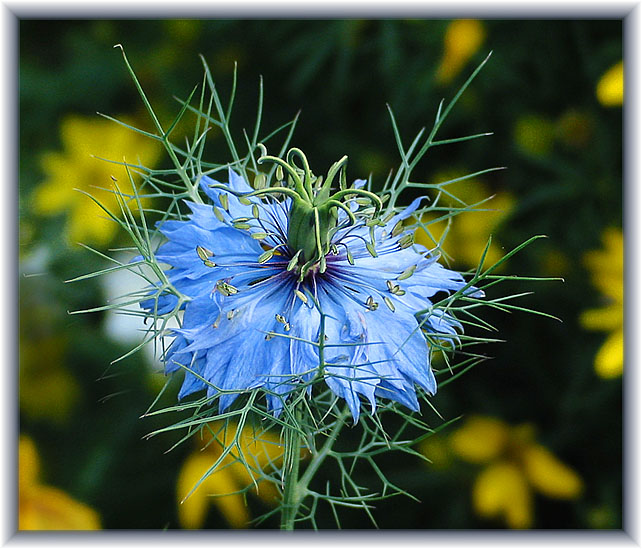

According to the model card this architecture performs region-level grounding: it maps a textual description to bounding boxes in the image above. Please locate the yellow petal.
[596,60,624,107]
[594,328,624,379]
[19,436,40,491]
[19,485,101,530]
[436,20,486,85]
[177,452,249,529]
[35,114,161,245]
[579,304,622,332]
[473,462,532,529]
[522,443,583,499]
[449,416,509,463]
[19,436,100,530]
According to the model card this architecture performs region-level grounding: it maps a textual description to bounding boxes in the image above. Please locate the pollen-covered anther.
[365,296,379,311]
[216,280,238,296]
[383,296,396,312]
[398,264,417,281]
[196,245,214,260]
[219,194,230,212]
[275,314,291,331]
[212,206,226,222]
[258,249,275,264]
[398,234,414,249]
[391,220,404,237]
[386,280,406,296]
[294,289,308,304]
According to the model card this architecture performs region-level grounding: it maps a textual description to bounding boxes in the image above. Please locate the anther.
[216,280,238,296]
[294,289,308,304]
[384,296,396,312]
[398,234,414,249]
[386,280,406,296]
[391,220,404,237]
[397,264,417,281]
[254,173,267,190]
[212,206,226,222]
[196,245,214,261]
[258,250,274,264]
[219,194,229,211]
[366,296,379,311]
[346,248,355,265]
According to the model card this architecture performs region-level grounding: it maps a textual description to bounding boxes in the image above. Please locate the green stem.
[280,408,303,531]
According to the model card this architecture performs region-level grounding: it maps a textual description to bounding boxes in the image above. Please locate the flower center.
[257,148,384,280]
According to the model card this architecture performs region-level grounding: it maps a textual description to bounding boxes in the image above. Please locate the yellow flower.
[448,416,583,529]
[579,228,623,378]
[436,20,486,85]
[19,436,101,530]
[414,173,514,271]
[177,423,289,529]
[33,115,161,246]
[596,60,624,107]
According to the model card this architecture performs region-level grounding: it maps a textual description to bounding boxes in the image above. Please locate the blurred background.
[18,19,622,530]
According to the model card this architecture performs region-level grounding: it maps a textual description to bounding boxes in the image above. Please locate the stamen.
[398,264,417,281]
[196,246,214,261]
[383,296,396,312]
[216,280,239,296]
[254,173,267,189]
[233,222,252,230]
[251,232,270,240]
[258,249,275,264]
[219,194,229,212]
[212,206,226,222]
[386,280,406,296]
[391,220,404,237]
[366,296,379,311]
[398,234,414,249]
[294,289,308,304]
[346,247,355,265]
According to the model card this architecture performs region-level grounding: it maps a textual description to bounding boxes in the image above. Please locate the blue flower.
[145,165,476,421]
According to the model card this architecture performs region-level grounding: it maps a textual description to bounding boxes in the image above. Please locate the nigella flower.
[145,150,478,421]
